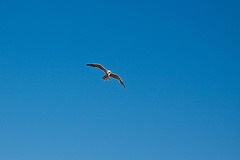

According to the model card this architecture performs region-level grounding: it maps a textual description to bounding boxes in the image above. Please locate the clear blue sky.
[0,0,239,159]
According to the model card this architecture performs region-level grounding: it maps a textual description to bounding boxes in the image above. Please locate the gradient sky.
[0,0,240,159]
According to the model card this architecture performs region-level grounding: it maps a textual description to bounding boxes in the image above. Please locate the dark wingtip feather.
[122,83,126,89]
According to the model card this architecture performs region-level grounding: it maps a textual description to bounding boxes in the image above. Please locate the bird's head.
[107,70,112,75]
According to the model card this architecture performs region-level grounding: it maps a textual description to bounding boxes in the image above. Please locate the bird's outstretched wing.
[87,64,107,74]
[110,73,126,88]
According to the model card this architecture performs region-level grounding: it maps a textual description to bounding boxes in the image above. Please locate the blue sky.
[0,0,239,159]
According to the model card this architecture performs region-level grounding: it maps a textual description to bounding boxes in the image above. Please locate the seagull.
[87,63,126,88]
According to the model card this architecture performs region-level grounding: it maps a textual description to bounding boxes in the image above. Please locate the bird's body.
[87,64,126,88]
[102,70,112,81]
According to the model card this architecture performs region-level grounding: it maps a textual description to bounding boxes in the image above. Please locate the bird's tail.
[102,75,110,81]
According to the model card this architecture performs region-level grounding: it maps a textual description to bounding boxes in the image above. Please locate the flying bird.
[87,63,126,88]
